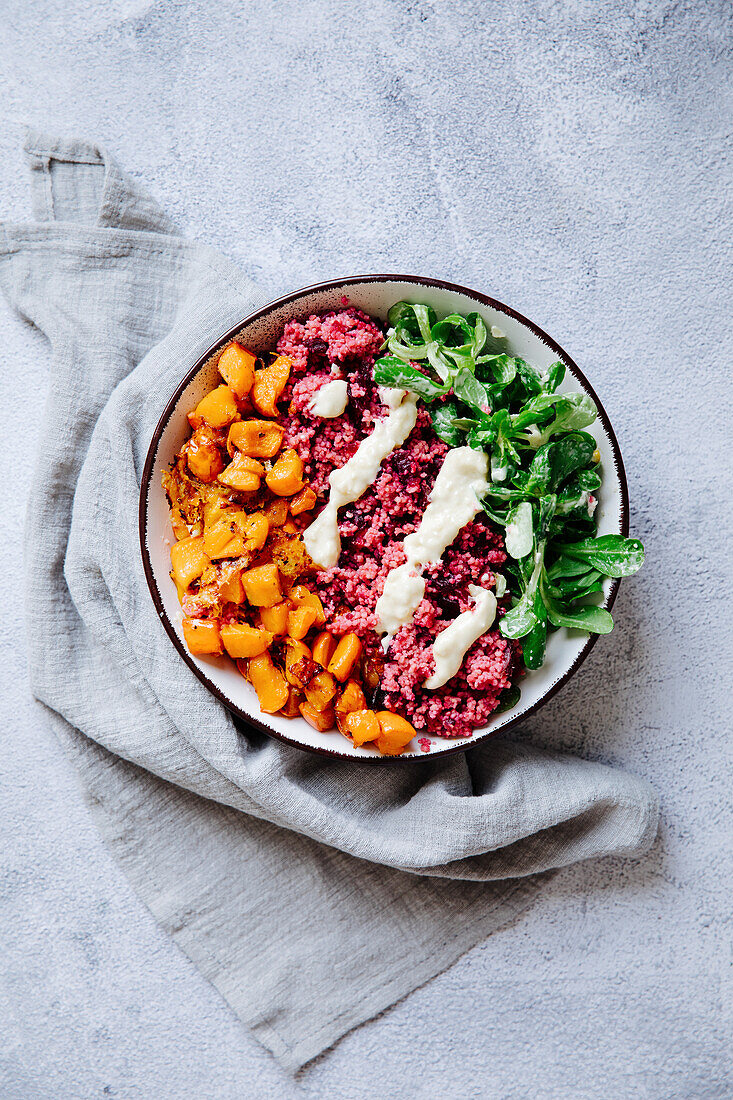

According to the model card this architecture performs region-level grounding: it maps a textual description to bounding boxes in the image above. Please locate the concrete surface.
[0,1,731,1097]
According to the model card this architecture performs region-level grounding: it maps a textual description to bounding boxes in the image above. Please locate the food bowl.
[139,275,628,761]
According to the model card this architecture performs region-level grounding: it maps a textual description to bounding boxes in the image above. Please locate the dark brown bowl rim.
[139,273,629,764]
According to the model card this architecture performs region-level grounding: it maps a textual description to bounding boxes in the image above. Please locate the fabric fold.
[1,130,658,1071]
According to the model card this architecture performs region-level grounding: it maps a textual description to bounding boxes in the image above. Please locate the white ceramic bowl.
[139,275,629,762]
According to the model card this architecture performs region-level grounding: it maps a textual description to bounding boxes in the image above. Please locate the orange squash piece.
[342,709,380,747]
[182,617,223,656]
[280,687,304,719]
[263,498,289,527]
[185,426,224,483]
[218,343,256,399]
[228,419,284,458]
[241,563,282,607]
[220,623,273,659]
[375,711,416,756]
[170,536,210,589]
[286,604,318,641]
[265,449,305,497]
[194,385,239,429]
[218,568,244,604]
[218,452,262,492]
[335,679,367,716]
[288,585,326,626]
[283,640,315,689]
[328,633,363,683]
[312,630,337,668]
[290,486,317,516]
[252,355,291,417]
[303,669,337,711]
[259,601,289,635]
[248,652,289,713]
[299,700,335,732]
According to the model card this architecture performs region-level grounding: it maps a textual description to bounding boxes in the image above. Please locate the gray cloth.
[0,131,659,1073]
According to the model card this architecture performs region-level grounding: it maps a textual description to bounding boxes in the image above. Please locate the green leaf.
[430,401,465,446]
[522,591,547,669]
[451,368,493,416]
[544,599,614,634]
[499,598,538,639]
[373,357,446,401]
[557,535,645,578]
[494,684,521,713]
[546,361,566,392]
[526,432,596,494]
[504,501,534,559]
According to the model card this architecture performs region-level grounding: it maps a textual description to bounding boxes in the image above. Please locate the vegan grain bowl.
[141,276,643,760]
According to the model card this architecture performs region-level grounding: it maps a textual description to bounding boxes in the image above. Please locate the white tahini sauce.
[302,395,418,568]
[310,378,348,418]
[378,385,407,409]
[424,585,498,689]
[374,447,490,649]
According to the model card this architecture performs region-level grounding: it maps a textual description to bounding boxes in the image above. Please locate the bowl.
[139,274,628,762]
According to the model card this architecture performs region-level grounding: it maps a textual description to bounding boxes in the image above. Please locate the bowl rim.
[139,272,629,764]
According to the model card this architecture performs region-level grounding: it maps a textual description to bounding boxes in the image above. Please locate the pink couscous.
[278,307,520,739]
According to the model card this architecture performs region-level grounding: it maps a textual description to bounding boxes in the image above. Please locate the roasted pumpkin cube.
[228,419,284,458]
[263,498,289,527]
[299,700,335,732]
[218,343,256,399]
[270,534,311,579]
[280,687,304,719]
[203,514,247,559]
[218,568,244,604]
[283,641,316,689]
[252,355,291,417]
[341,708,380,747]
[241,563,282,607]
[248,652,289,713]
[218,452,262,492]
[259,601,289,635]
[288,585,326,626]
[265,449,305,497]
[194,385,239,429]
[182,617,223,656]
[286,604,318,641]
[328,633,363,683]
[312,630,337,668]
[171,536,210,588]
[220,623,273,659]
[186,426,224,483]
[303,669,337,711]
[240,511,269,551]
[335,679,367,717]
[290,486,317,516]
[375,711,416,756]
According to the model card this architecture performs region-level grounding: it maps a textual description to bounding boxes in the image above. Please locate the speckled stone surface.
[1,2,731,1097]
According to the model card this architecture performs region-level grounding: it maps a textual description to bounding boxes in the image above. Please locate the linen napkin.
[0,131,659,1073]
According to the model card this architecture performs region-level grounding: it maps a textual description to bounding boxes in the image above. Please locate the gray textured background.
[1,1,731,1097]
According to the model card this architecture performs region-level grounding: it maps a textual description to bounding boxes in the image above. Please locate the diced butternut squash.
[286,604,317,641]
[288,585,325,626]
[248,652,289,713]
[304,669,337,711]
[312,631,337,669]
[220,623,273,659]
[335,679,367,716]
[252,355,291,417]
[182,617,223,656]
[328,633,363,683]
[299,700,335,732]
[218,343,256,399]
[218,452,262,492]
[290,486,317,516]
[228,419,284,458]
[342,709,380,747]
[241,511,269,551]
[185,426,224,483]
[280,687,304,719]
[284,641,316,689]
[203,515,247,560]
[218,568,244,604]
[241,563,282,607]
[194,385,238,429]
[171,536,210,588]
[170,508,190,542]
[259,601,289,635]
[263,498,289,527]
[375,711,417,756]
[265,449,305,497]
